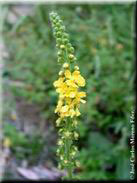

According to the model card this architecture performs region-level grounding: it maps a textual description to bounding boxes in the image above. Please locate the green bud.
[67,43,72,48]
[60,45,65,49]
[56,22,61,27]
[56,38,62,44]
[58,19,63,24]
[53,19,57,24]
[69,54,74,60]
[55,15,60,20]
[50,12,56,19]
[56,31,62,37]
[54,27,59,32]
[63,38,69,44]
[57,51,63,56]
[56,44,59,47]
[60,26,65,31]
[69,47,74,53]
[73,57,77,61]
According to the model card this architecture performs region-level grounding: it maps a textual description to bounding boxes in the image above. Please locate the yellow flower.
[66,79,78,88]
[54,67,86,118]
[53,77,64,88]
[64,69,85,87]
[56,82,68,94]
[78,92,86,98]
[55,99,63,113]
[61,105,69,113]
[69,91,76,98]
[65,70,71,79]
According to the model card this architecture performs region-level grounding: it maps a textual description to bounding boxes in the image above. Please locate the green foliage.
[3,4,135,180]
[4,123,45,163]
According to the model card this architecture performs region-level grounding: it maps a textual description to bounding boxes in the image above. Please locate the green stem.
[65,119,73,179]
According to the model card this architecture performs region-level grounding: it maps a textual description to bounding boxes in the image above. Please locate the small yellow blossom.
[65,70,71,79]
[61,105,69,113]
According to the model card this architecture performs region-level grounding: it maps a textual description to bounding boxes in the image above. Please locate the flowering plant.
[49,12,86,179]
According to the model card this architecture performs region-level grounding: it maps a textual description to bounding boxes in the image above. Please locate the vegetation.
[3,3,135,180]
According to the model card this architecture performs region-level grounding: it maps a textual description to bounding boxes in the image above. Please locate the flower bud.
[67,43,72,48]
[56,31,61,37]
[60,155,63,160]
[55,15,60,20]
[60,45,65,49]
[73,120,78,126]
[60,26,65,31]
[74,132,79,140]
[56,44,59,49]
[59,71,64,76]
[64,160,68,164]
[56,22,61,27]
[63,63,69,68]
[58,139,63,146]
[74,66,79,70]
[69,54,74,60]
[57,51,62,56]
[56,38,62,43]
[64,131,71,138]
[58,20,63,24]
[63,38,69,44]
[56,118,61,126]
[69,47,74,53]
[54,27,58,32]
[76,161,80,167]
[71,151,76,156]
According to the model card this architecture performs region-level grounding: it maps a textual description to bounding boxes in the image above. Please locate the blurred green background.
[2,3,135,180]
